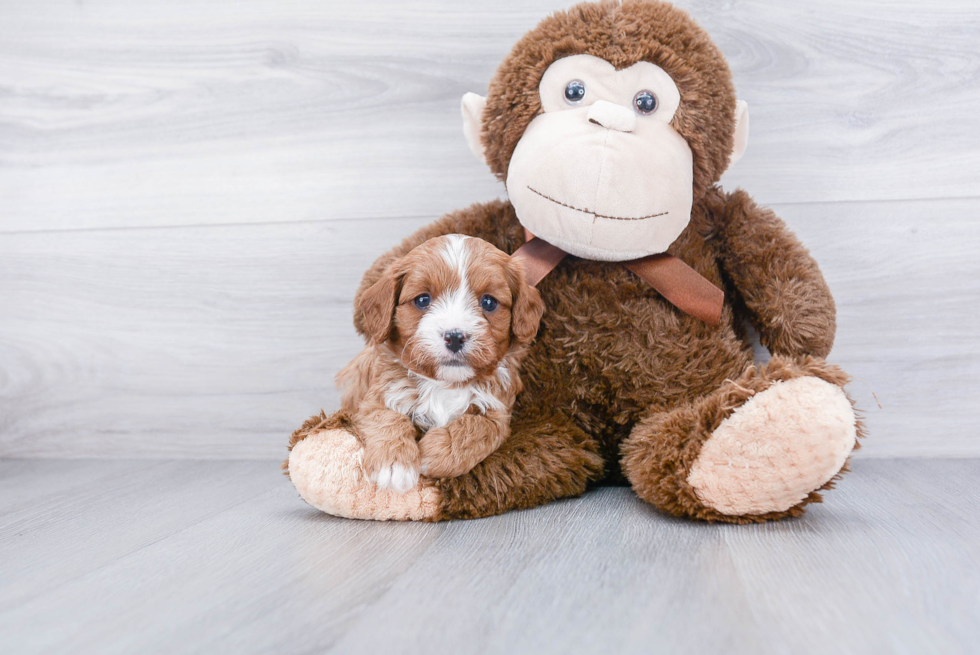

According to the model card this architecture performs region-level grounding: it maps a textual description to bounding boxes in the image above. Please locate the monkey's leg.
[286,410,605,521]
[620,355,862,523]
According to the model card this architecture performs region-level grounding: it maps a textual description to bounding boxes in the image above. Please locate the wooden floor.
[1,458,977,654]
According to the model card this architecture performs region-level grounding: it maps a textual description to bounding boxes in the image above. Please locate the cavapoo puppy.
[337,234,544,493]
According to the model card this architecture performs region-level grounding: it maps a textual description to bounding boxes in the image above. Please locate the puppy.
[337,234,544,493]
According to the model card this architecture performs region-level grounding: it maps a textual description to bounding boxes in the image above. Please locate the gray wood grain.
[0,460,282,613]
[0,458,977,654]
[2,197,978,458]
[1,0,978,233]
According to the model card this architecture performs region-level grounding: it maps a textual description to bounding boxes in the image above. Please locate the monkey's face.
[506,54,692,261]
[462,9,749,262]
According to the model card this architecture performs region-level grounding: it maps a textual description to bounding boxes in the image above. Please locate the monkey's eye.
[413,294,431,310]
[633,90,658,115]
[480,294,499,312]
[564,80,586,104]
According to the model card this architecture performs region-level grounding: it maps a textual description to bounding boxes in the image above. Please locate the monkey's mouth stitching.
[527,187,668,221]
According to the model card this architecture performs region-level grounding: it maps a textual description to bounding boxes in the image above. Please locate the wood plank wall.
[1,0,978,458]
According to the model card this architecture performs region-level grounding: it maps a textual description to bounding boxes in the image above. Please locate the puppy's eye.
[564,79,586,104]
[633,90,658,115]
[481,294,498,312]
[413,294,431,310]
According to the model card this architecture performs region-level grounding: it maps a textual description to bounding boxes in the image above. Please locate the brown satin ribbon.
[623,255,724,326]
[511,236,569,287]
[511,234,724,326]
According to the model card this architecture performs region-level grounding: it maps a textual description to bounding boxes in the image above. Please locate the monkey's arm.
[710,188,836,358]
[353,200,522,337]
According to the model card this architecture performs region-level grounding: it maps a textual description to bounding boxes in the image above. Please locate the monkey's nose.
[587,100,636,133]
[444,330,466,354]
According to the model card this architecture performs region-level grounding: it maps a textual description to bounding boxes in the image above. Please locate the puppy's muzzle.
[444,330,467,354]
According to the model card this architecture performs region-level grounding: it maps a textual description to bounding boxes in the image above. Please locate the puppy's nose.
[444,330,466,354]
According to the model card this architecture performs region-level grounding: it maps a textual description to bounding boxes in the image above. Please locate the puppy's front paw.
[419,426,472,479]
[363,440,421,495]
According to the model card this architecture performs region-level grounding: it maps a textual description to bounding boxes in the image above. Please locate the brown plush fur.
[290,0,860,522]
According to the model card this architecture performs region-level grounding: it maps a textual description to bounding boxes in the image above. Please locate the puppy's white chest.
[384,376,502,429]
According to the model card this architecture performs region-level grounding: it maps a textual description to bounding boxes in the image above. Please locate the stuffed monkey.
[286,0,863,523]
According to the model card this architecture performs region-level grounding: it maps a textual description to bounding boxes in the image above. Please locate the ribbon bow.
[511,231,724,326]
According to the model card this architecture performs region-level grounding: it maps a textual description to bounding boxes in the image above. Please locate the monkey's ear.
[461,92,488,164]
[727,100,750,170]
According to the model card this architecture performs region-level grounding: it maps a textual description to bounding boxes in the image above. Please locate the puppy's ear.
[506,258,545,346]
[355,261,404,343]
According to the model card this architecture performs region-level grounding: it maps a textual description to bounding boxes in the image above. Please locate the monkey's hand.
[712,188,837,358]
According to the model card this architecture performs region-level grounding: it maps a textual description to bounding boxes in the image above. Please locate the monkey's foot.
[687,376,857,516]
[288,428,442,521]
